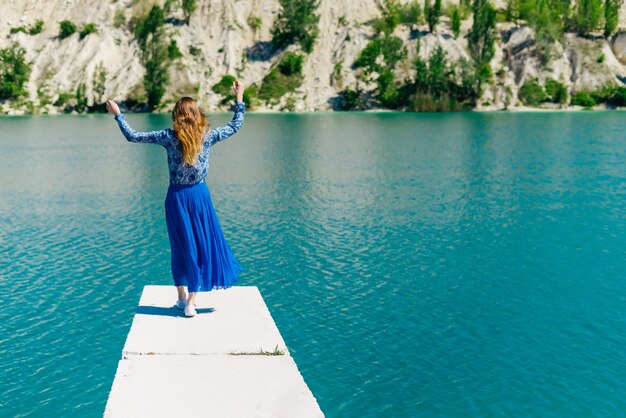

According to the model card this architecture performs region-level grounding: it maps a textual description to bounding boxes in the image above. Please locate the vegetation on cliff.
[271,0,321,53]
[335,0,625,111]
[2,0,626,114]
[0,45,31,101]
[132,5,169,110]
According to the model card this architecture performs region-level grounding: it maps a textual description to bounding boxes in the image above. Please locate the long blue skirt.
[164,180,243,292]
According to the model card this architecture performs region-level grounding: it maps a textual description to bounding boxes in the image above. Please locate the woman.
[106,80,245,318]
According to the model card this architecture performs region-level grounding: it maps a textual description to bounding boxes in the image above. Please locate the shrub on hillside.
[591,83,626,106]
[11,20,45,36]
[167,40,183,60]
[544,79,568,104]
[336,87,368,110]
[113,10,126,28]
[132,5,165,49]
[518,79,546,106]
[29,20,44,35]
[59,20,76,39]
[248,16,262,31]
[514,0,568,42]
[259,53,305,102]
[243,84,259,109]
[79,23,97,40]
[372,0,423,34]
[182,0,197,24]
[278,52,303,76]
[571,90,597,107]
[213,75,237,100]
[576,0,603,35]
[53,91,73,107]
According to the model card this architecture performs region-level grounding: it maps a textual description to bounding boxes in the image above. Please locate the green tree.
[132,5,169,110]
[271,0,321,53]
[411,46,479,111]
[519,0,566,42]
[376,0,402,33]
[144,39,169,110]
[576,0,603,34]
[468,0,496,79]
[604,0,622,37]
[75,81,88,113]
[424,0,442,32]
[433,0,442,30]
[424,0,431,29]
[505,0,520,21]
[416,47,453,94]
[0,45,31,100]
[459,0,472,18]
[402,1,422,25]
[93,62,107,104]
[164,0,174,13]
[354,35,406,74]
[353,35,407,107]
[182,0,197,24]
[133,5,165,49]
[374,0,422,33]
[451,6,461,38]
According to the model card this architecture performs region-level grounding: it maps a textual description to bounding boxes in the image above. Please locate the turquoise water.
[0,112,625,417]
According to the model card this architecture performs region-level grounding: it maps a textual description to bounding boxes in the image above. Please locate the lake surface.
[0,111,625,417]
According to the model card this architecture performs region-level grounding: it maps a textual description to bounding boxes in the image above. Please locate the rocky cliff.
[2,0,626,114]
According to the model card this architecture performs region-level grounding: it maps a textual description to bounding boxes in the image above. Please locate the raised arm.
[107,99,169,146]
[206,79,246,147]
[114,114,169,145]
[206,101,245,147]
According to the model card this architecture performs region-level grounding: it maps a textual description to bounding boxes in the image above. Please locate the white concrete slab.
[105,285,324,417]
[122,286,287,356]
[104,355,324,418]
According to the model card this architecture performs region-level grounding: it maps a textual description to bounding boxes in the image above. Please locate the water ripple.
[1,113,626,417]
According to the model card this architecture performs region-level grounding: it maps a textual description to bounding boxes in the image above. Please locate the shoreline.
[2,104,626,116]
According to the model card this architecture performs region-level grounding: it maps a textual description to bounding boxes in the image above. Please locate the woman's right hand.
[106,100,121,115]
[232,80,245,102]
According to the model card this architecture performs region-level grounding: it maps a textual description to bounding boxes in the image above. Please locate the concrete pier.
[104,285,324,418]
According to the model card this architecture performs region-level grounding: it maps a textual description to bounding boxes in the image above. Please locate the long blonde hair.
[172,97,210,166]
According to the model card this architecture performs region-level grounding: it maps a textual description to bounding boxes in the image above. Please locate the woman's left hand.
[232,80,245,102]
[106,100,121,115]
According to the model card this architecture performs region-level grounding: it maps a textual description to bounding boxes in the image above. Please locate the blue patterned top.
[113,101,245,185]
